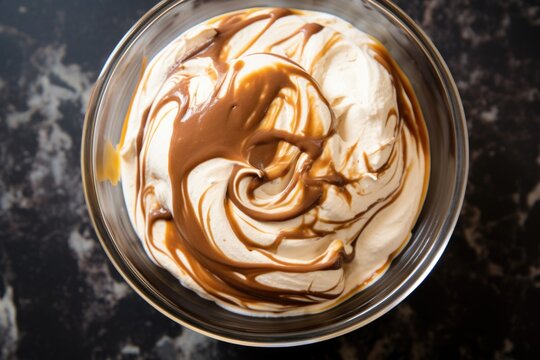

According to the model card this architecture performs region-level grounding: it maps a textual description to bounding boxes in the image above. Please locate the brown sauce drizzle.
[129,8,429,311]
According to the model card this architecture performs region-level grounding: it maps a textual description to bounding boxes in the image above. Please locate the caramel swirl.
[119,8,429,315]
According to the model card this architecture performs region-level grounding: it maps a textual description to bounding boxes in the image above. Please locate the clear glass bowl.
[82,0,468,346]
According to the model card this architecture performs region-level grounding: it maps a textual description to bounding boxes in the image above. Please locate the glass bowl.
[82,0,468,346]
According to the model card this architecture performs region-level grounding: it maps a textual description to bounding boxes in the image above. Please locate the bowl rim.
[81,0,468,347]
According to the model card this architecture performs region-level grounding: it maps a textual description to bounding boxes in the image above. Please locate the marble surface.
[0,0,539,358]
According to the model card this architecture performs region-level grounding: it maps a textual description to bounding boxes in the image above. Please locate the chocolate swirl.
[119,8,429,315]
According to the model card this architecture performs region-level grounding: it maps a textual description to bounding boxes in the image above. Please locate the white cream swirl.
[119,8,429,316]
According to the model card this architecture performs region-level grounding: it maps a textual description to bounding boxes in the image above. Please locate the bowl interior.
[83,0,467,346]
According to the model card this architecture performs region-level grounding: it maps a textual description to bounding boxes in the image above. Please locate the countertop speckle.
[0,0,539,359]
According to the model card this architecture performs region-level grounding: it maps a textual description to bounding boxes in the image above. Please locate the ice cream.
[118,7,429,316]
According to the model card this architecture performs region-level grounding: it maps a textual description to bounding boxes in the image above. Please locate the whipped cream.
[119,8,429,316]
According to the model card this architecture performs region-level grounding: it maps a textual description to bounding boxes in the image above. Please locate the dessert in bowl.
[83,0,467,345]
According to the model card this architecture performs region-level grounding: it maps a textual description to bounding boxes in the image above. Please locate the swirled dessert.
[118,7,429,316]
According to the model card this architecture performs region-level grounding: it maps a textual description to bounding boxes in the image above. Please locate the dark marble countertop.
[0,0,539,359]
